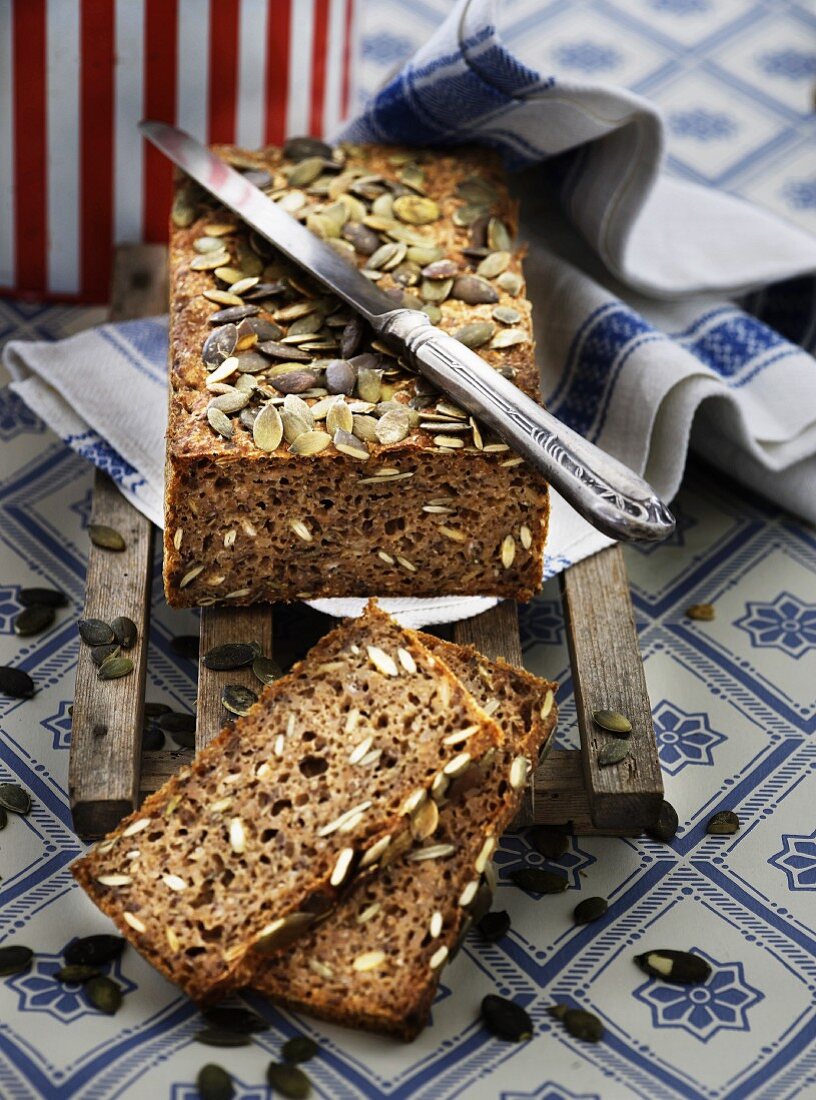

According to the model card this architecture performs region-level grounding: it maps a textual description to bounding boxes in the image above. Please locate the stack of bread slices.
[72,601,556,1039]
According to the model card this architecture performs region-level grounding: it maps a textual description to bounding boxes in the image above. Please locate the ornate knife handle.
[374,310,675,543]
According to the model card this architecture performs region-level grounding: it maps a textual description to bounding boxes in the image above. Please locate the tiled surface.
[1,1,815,1097]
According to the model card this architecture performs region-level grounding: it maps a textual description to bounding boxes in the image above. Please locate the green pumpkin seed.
[706,810,740,835]
[86,975,123,1014]
[282,1035,319,1063]
[195,1028,252,1048]
[528,825,569,860]
[453,321,494,349]
[266,1062,311,1099]
[477,910,510,942]
[686,603,715,621]
[481,994,533,1041]
[253,655,284,685]
[88,524,126,552]
[477,251,510,279]
[549,1004,604,1042]
[510,867,568,894]
[221,684,259,717]
[0,945,33,976]
[598,740,630,767]
[573,896,608,924]
[646,799,679,842]
[91,644,120,667]
[64,934,125,966]
[19,587,67,607]
[0,666,35,699]
[203,643,256,670]
[55,964,101,983]
[492,305,521,325]
[288,156,325,187]
[0,783,31,815]
[451,275,498,305]
[593,709,632,735]
[98,656,134,681]
[634,949,711,985]
[202,1005,270,1033]
[78,619,115,646]
[110,616,138,649]
[496,271,523,295]
[197,1064,235,1100]
[14,604,55,636]
[487,217,512,251]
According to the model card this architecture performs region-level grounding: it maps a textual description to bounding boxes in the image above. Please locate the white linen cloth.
[5,0,815,628]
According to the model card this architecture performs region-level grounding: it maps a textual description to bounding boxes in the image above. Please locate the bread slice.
[71,603,502,1003]
[243,635,557,1039]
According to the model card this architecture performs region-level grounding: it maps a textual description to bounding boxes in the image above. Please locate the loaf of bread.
[164,138,549,608]
[71,603,502,1003]
[243,634,557,1039]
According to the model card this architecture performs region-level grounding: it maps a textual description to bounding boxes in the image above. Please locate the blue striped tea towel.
[5,0,815,627]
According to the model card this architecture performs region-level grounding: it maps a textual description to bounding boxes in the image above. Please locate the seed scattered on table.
[197,1064,235,1100]
[88,524,126,552]
[481,994,533,1042]
[0,782,32,816]
[13,604,55,636]
[646,799,679,843]
[548,1004,604,1042]
[478,910,510,942]
[706,810,740,835]
[685,603,715,621]
[509,867,568,894]
[597,740,630,767]
[592,709,632,736]
[19,586,67,608]
[85,975,123,1015]
[634,949,712,985]
[0,945,33,976]
[0,666,35,699]
[573,896,608,924]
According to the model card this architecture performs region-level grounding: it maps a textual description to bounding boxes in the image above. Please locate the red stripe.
[12,0,47,296]
[208,0,240,144]
[264,0,291,143]
[309,0,330,137]
[341,0,354,121]
[80,0,115,301]
[143,0,178,243]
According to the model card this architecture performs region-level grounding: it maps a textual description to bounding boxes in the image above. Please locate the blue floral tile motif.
[0,584,22,633]
[668,108,738,141]
[0,388,46,442]
[519,599,565,649]
[6,953,137,1024]
[634,950,763,1041]
[734,592,816,658]
[770,831,816,891]
[41,699,74,751]
[552,42,622,73]
[502,1083,600,1100]
[757,49,816,82]
[652,699,726,776]
[494,832,595,891]
[781,177,816,211]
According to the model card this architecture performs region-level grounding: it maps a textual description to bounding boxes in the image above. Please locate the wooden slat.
[560,544,662,830]
[197,607,274,749]
[70,245,167,837]
[452,600,522,666]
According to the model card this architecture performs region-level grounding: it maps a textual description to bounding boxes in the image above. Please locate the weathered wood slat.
[70,246,167,838]
[560,544,663,829]
[197,607,273,749]
[452,600,522,666]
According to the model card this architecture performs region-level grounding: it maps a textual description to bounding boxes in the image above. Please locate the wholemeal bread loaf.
[243,635,557,1039]
[164,139,549,608]
[71,603,502,1003]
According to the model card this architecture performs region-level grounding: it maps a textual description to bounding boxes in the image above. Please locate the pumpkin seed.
[478,910,510,942]
[157,711,196,736]
[497,271,523,295]
[284,135,333,162]
[325,359,356,395]
[98,657,134,681]
[573,896,608,924]
[646,799,679,842]
[420,276,453,303]
[376,407,411,445]
[0,945,33,976]
[334,429,369,460]
[91,644,120,667]
[290,430,332,455]
[111,616,137,649]
[267,1063,311,1099]
[453,321,494,349]
[492,305,521,325]
[487,217,512,251]
[686,603,715,621]
[288,156,325,187]
[197,1064,235,1100]
[549,1004,604,1042]
[13,604,55,635]
[221,683,258,717]
[202,1005,270,1033]
[203,324,238,367]
[634,949,711,985]
[252,655,283,686]
[208,304,260,324]
[593,709,632,735]
[477,250,510,279]
[451,275,498,305]
[598,740,630,766]
[528,825,569,860]
[171,189,196,227]
[0,783,31,815]
[481,994,533,1042]
[282,1035,319,1064]
[19,587,67,607]
[203,643,256,670]
[509,867,568,894]
[55,964,100,983]
[89,524,126,551]
[64,934,125,966]
[342,221,380,254]
[170,634,199,658]
[252,402,284,452]
[86,975,123,1014]
[325,399,353,435]
[78,619,115,646]
[490,327,528,349]
[207,406,234,439]
[706,810,740,835]
[194,1028,252,1048]
[0,665,35,699]
[271,370,317,395]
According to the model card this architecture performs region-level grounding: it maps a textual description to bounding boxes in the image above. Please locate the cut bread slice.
[71,603,503,1003]
[244,635,557,1039]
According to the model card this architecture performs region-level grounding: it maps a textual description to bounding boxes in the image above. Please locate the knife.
[140,120,674,542]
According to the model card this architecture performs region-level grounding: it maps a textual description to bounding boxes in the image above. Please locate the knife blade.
[141,120,674,542]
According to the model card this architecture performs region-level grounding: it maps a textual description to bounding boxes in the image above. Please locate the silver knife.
[141,120,674,542]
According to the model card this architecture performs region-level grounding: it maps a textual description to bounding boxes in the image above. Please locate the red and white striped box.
[0,0,359,303]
